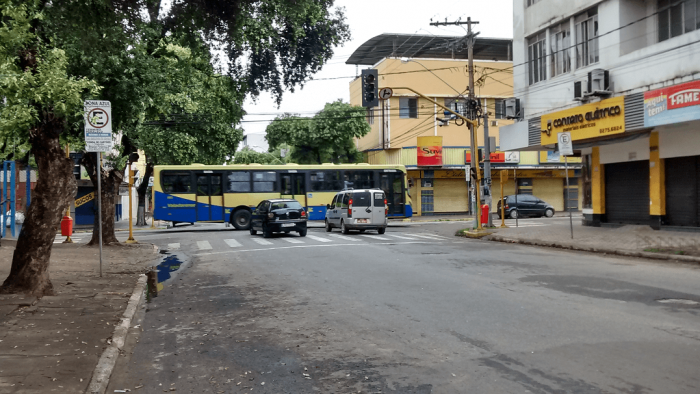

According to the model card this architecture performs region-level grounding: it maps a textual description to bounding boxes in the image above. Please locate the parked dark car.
[496,194,555,219]
[250,199,307,238]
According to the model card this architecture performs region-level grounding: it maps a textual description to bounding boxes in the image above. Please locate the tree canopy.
[265,100,371,164]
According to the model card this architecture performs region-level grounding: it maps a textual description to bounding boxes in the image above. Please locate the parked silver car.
[325,189,387,234]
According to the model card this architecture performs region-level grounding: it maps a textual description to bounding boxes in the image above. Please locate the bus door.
[380,171,405,215]
[196,172,224,221]
[281,172,307,209]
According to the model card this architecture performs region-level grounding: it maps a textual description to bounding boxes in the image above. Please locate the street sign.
[379,87,393,100]
[84,100,113,152]
[557,132,574,156]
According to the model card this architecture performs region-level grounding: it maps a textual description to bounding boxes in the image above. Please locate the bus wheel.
[232,210,251,230]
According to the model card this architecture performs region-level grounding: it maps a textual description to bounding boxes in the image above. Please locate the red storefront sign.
[667,80,700,110]
[417,136,443,166]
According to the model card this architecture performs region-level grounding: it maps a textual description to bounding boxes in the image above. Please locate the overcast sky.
[240,0,514,137]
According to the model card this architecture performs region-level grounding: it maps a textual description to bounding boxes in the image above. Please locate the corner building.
[500,0,700,228]
[347,34,582,216]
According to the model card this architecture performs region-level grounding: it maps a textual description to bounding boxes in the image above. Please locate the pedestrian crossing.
[175,232,449,253]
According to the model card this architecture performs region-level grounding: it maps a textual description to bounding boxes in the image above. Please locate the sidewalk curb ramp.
[86,273,148,394]
[488,235,700,264]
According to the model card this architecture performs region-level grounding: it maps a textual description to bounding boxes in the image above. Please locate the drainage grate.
[657,298,700,306]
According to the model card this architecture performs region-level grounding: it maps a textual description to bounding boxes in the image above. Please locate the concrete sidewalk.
[487,215,700,263]
[0,241,158,393]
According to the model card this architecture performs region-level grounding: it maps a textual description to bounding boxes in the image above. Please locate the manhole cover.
[657,298,700,305]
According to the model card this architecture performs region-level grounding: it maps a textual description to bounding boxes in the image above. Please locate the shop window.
[550,20,571,77]
[528,31,547,85]
[575,8,599,68]
[399,97,418,118]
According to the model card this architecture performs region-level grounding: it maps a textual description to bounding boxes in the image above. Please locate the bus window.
[227,171,251,192]
[253,171,276,192]
[345,171,373,189]
[162,172,192,193]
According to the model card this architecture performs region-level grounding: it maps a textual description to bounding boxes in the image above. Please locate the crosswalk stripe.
[197,241,212,250]
[168,243,181,250]
[326,233,361,241]
[359,234,390,241]
[224,239,242,248]
[386,234,415,240]
[410,234,444,240]
[306,235,332,243]
[417,233,447,239]
[251,238,273,245]
[281,237,304,244]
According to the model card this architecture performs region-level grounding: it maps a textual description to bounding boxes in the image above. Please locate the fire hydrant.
[61,215,73,236]
[480,203,490,226]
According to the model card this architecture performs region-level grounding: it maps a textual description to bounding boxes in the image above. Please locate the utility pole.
[430,17,483,231]
[483,106,493,227]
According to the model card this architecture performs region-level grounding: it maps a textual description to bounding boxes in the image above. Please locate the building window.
[658,0,699,42]
[444,98,467,117]
[494,99,506,119]
[550,21,571,77]
[527,0,541,6]
[366,107,374,125]
[399,97,418,118]
[528,31,547,85]
[575,8,599,68]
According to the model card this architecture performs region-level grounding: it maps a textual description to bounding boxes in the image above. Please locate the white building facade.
[501,0,700,229]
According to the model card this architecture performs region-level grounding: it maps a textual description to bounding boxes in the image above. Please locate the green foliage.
[0,1,99,152]
[265,100,371,164]
[232,146,285,165]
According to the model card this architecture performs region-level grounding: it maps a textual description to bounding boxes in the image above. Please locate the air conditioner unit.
[505,98,521,119]
[574,81,584,101]
[587,69,610,96]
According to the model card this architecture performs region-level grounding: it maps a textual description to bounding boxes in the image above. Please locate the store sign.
[644,80,700,127]
[465,151,520,163]
[75,192,95,207]
[417,136,443,166]
[540,96,625,145]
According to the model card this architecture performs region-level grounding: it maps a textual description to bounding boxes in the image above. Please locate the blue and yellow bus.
[153,163,413,229]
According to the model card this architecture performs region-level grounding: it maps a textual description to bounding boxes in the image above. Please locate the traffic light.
[361,69,378,108]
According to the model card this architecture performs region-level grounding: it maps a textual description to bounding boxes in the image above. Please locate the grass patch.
[644,248,687,255]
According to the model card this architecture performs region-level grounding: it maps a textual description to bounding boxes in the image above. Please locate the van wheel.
[341,220,350,234]
[325,220,332,232]
[378,227,386,234]
[232,210,252,230]
[509,209,519,219]
[545,208,554,218]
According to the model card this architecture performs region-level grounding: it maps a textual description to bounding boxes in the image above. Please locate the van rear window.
[373,192,385,206]
[351,192,371,207]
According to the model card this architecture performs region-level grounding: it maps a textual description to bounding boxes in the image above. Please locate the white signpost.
[84,100,113,277]
[558,132,574,239]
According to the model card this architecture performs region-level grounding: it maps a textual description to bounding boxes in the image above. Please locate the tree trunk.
[0,123,76,296]
[136,163,153,226]
[82,153,121,245]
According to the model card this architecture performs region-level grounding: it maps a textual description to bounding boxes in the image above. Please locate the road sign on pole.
[379,88,393,100]
[84,100,113,152]
[557,132,573,156]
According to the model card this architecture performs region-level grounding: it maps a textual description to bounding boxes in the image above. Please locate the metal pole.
[97,152,103,277]
[565,156,573,239]
[63,144,73,243]
[25,163,30,209]
[466,17,482,231]
[150,183,156,229]
[126,162,137,244]
[514,169,518,228]
[483,103,492,227]
[382,101,386,150]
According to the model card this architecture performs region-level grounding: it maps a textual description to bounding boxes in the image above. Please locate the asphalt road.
[105,220,700,394]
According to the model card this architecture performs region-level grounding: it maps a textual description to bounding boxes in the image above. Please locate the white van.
[325,189,387,234]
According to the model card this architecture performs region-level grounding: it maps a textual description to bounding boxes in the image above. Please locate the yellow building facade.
[346,34,581,216]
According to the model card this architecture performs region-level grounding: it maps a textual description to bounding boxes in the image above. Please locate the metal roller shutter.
[665,156,699,227]
[605,161,649,224]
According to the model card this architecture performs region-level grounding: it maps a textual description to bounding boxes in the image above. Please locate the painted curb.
[86,273,148,394]
[488,235,700,264]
